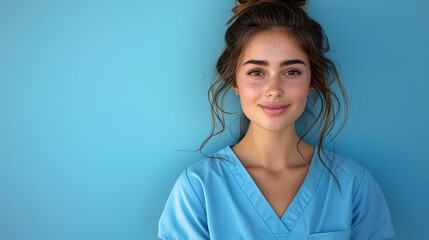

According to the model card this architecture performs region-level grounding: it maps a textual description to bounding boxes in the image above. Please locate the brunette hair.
[199,0,348,188]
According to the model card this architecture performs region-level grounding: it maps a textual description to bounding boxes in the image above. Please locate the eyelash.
[248,70,264,76]
[285,70,301,76]
[246,69,302,77]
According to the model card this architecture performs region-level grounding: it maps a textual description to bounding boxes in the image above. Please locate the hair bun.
[236,0,306,7]
[229,0,306,24]
[287,0,306,7]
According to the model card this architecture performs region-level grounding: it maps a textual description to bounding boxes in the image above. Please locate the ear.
[232,82,239,96]
[307,86,312,96]
[232,87,239,97]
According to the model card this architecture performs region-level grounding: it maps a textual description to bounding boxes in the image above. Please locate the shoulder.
[185,145,233,180]
[327,151,364,175]
[176,145,235,198]
[320,150,367,189]
[158,146,234,239]
[186,146,231,174]
[316,150,384,202]
[158,149,233,240]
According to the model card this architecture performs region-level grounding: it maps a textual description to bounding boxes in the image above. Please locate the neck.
[233,123,313,171]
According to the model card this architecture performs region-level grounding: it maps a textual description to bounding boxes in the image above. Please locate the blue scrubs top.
[158,146,394,240]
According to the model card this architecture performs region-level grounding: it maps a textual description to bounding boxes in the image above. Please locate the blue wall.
[0,0,427,239]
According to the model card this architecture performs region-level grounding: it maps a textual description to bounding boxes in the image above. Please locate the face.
[234,30,311,133]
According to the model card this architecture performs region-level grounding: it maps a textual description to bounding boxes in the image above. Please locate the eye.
[284,70,301,76]
[247,70,264,77]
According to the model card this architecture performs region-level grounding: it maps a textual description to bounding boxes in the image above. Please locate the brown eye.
[285,70,301,76]
[248,70,264,76]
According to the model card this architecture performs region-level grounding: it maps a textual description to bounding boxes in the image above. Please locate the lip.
[259,103,290,115]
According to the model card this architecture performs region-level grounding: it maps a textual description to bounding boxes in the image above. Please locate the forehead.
[239,30,308,64]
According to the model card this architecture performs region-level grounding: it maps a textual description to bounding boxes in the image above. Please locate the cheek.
[238,81,262,99]
[285,83,310,98]
[237,83,261,116]
[286,82,310,104]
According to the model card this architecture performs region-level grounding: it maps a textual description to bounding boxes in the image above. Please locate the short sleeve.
[158,169,209,240]
[351,168,395,240]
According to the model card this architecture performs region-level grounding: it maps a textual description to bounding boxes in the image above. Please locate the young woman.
[158,0,394,239]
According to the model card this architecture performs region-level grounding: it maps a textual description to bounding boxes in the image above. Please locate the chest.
[246,167,309,218]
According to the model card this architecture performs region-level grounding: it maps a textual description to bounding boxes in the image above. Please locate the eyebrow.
[243,59,306,66]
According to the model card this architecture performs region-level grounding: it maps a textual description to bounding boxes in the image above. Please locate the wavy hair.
[199,0,348,189]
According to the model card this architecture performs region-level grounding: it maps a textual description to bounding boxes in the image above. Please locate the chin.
[257,121,295,132]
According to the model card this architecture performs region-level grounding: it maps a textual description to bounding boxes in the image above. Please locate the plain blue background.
[1,0,428,239]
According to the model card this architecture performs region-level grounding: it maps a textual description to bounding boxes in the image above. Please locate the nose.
[265,74,283,98]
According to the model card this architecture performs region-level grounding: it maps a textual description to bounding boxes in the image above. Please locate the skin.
[232,30,315,218]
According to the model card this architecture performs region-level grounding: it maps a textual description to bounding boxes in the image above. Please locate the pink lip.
[259,103,290,115]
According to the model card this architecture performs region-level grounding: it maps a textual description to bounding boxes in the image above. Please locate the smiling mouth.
[259,103,290,115]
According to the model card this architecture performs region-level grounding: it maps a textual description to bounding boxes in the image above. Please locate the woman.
[158,0,394,239]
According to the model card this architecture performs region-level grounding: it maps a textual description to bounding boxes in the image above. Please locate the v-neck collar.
[223,145,324,236]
